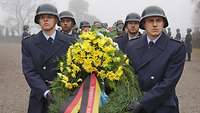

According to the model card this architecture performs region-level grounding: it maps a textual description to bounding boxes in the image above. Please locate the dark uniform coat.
[62,31,79,40]
[22,30,75,113]
[126,32,186,113]
[114,32,141,53]
[185,33,192,53]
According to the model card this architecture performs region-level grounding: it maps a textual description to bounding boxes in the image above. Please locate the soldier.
[58,10,78,38]
[102,22,108,29]
[167,27,172,38]
[185,28,192,61]
[93,21,102,29]
[0,24,4,39]
[72,25,79,35]
[115,20,125,37]
[21,4,75,113]
[126,6,186,113]
[22,25,31,39]
[114,13,141,53]
[80,21,91,33]
[174,28,181,41]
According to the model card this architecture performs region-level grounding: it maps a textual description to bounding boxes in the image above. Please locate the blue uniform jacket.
[114,32,141,53]
[126,32,186,113]
[22,30,75,113]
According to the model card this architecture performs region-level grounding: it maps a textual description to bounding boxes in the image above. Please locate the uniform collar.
[62,30,73,35]
[128,32,139,40]
[135,32,168,51]
[42,30,56,40]
[147,33,162,44]
[68,30,73,35]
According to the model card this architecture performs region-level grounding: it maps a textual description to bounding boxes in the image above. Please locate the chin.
[43,28,52,32]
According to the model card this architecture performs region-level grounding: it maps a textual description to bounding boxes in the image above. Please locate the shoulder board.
[136,35,141,39]
[170,38,182,43]
[22,34,34,40]
[130,36,140,41]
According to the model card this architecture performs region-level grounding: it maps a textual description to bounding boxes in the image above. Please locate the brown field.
[0,41,199,113]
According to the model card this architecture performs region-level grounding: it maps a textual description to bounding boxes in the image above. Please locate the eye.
[47,15,54,19]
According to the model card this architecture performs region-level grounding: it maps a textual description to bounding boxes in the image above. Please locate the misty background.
[0,0,200,36]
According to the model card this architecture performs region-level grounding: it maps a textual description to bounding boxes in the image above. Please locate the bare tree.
[0,0,43,36]
[191,0,200,28]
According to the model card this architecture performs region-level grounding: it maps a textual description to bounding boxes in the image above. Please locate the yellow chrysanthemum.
[67,67,72,73]
[98,70,107,79]
[107,71,116,81]
[71,64,80,73]
[92,50,103,57]
[115,66,123,80]
[81,41,92,52]
[65,83,73,89]
[125,59,129,64]
[98,38,107,47]
[58,73,69,81]
[72,83,79,87]
[93,58,101,67]
[67,49,72,65]
[59,62,64,72]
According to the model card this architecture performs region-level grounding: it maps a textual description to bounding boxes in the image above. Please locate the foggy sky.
[0,0,194,35]
[55,0,193,35]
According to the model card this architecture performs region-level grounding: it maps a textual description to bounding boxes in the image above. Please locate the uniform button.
[150,76,155,80]
[42,66,46,70]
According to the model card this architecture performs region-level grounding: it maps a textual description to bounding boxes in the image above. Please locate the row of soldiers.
[22,9,195,63]
[22,7,197,63]
[167,27,193,61]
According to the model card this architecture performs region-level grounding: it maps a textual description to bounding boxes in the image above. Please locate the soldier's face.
[81,26,90,33]
[60,18,73,32]
[39,15,57,32]
[126,21,139,34]
[144,16,164,39]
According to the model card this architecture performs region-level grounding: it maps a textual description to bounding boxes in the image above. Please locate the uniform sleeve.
[21,39,48,100]
[140,43,186,113]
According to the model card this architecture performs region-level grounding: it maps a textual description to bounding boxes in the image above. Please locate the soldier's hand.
[127,101,142,113]
[46,92,54,105]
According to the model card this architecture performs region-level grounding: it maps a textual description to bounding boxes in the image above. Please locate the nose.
[153,20,157,26]
[64,21,68,25]
[43,17,48,22]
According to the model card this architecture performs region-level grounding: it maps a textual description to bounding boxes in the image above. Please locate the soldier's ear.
[55,19,59,25]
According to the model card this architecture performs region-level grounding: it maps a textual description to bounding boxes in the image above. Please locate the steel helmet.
[34,4,59,24]
[59,11,76,25]
[140,6,168,30]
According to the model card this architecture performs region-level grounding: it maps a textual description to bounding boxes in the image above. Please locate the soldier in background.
[72,25,79,35]
[0,24,4,39]
[58,11,78,38]
[102,22,108,29]
[115,20,125,37]
[174,28,181,41]
[93,21,102,29]
[167,27,173,38]
[22,25,31,39]
[80,21,91,33]
[114,13,141,53]
[185,28,192,61]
